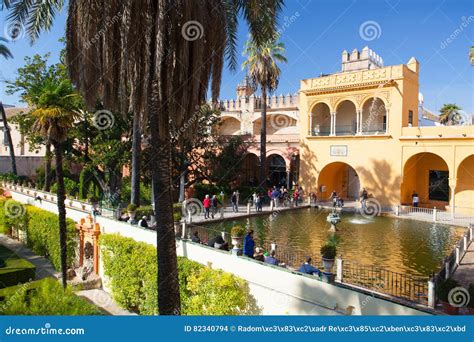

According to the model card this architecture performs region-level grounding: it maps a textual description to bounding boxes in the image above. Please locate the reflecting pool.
[206,208,465,277]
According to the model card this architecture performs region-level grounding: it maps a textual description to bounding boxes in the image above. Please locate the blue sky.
[1,0,473,113]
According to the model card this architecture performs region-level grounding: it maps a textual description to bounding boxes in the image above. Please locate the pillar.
[356,110,362,135]
[385,106,390,134]
[336,257,343,282]
[330,112,336,136]
[286,169,291,189]
[428,279,436,309]
[449,180,456,219]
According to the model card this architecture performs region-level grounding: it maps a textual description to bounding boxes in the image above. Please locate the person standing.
[203,194,211,219]
[412,191,419,208]
[211,194,220,219]
[360,188,368,210]
[252,192,258,211]
[243,229,255,258]
[231,191,238,213]
[293,188,299,206]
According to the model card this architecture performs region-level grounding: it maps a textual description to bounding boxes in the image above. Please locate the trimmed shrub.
[0,245,36,288]
[0,278,102,315]
[0,198,29,236]
[100,234,260,315]
[25,206,77,270]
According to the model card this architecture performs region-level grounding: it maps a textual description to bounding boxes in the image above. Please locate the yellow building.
[299,47,474,215]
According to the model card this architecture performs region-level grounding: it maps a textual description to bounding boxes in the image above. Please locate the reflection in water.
[207,208,465,277]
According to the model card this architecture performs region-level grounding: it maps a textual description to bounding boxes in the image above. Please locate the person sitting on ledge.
[208,235,228,250]
[264,250,279,266]
[298,256,321,276]
[191,231,201,243]
[253,247,264,262]
[138,216,148,228]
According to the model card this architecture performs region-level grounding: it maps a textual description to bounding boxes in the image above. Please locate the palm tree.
[30,79,81,288]
[4,0,284,314]
[439,103,462,125]
[0,37,17,175]
[0,37,13,59]
[242,37,287,185]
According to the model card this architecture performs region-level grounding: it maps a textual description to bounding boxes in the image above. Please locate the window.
[428,170,449,201]
[408,110,413,125]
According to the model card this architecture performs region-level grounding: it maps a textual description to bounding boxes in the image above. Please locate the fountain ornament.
[326,207,341,232]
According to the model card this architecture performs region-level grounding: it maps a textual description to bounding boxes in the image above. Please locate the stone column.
[286,169,291,189]
[330,112,336,136]
[356,110,362,135]
[449,178,457,219]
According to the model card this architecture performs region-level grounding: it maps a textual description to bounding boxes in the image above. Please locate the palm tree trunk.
[130,111,141,206]
[147,4,180,314]
[148,104,181,314]
[44,143,52,191]
[53,142,68,289]
[0,101,17,175]
[259,89,267,185]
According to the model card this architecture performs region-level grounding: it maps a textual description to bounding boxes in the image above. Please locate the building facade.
[298,47,474,215]
[218,79,300,188]
[0,107,46,177]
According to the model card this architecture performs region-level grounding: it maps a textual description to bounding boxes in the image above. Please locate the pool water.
[206,208,465,277]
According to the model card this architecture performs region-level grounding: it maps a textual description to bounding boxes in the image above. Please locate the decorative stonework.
[77,215,101,276]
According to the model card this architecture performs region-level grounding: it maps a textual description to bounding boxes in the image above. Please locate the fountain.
[326,207,341,232]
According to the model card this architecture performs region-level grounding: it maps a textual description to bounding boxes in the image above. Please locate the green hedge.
[0,245,36,288]
[25,206,77,270]
[0,278,102,315]
[0,200,77,271]
[0,198,29,235]
[100,234,259,315]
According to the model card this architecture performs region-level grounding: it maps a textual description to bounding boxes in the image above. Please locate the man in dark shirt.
[298,257,321,276]
[264,250,279,265]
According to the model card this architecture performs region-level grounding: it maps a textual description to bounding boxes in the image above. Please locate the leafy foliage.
[100,234,260,315]
[0,278,102,315]
[25,206,77,270]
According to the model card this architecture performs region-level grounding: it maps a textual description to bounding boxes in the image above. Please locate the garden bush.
[0,198,29,236]
[25,206,77,270]
[100,234,260,315]
[0,278,102,315]
[0,245,36,288]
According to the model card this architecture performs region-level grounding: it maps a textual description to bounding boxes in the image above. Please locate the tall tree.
[30,79,81,288]
[130,112,142,207]
[4,0,284,314]
[439,103,462,125]
[242,37,286,185]
[0,37,17,175]
[6,53,67,190]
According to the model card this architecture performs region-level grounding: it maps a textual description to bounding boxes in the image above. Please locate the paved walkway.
[452,241,474,287]
[0,234,59,280]
[0,234,134,315]
[186,203,310,224]
[76,289,135,315]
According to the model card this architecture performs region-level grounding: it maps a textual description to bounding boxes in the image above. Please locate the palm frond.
[6,0,64,42]
[0,37,13,59]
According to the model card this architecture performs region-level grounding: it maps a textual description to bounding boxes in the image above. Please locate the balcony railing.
[361,123,387,135]
[310,125,331,136]
[335,124,357,136]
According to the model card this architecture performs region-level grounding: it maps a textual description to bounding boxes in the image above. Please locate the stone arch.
[310,102,331,136]
[361,97,387,134]
[240,153,260,186]
[218,116,241,135]
[401,152,450,207]
[267,154,287,187]
[335,99,358,136]
[317,161,360,201]
[455,155,474,215]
